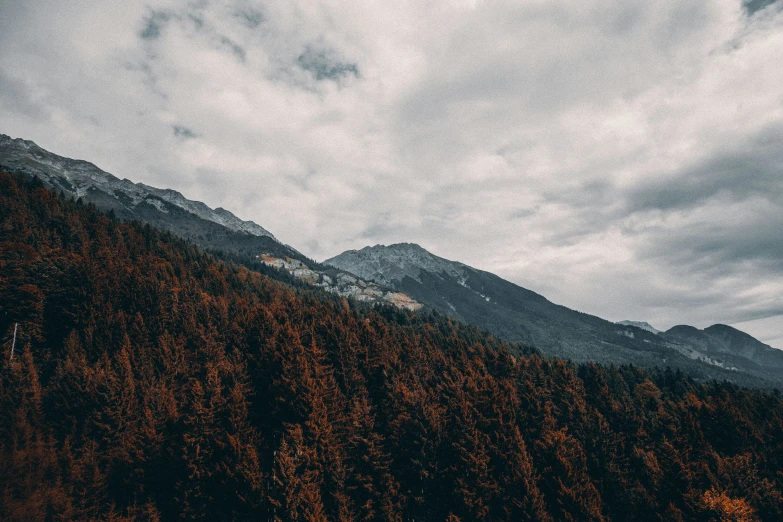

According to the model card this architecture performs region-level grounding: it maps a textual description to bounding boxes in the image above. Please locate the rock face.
[326,243,468,287]
[327,243,783,388]
[258,254,422,311]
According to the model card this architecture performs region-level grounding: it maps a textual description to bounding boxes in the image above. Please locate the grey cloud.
[620,126,783,320]
[510,208,537,220]
[187,12,205,31]
[140,5,247,63]
[303,239,322,257]
[234,6,264,28]
[545,180,613,208]
[358,219,410,241]
[399,2,715,132]
[219,36,246,61]
[121,59,168,100]
[627,125,783,213]
[744,0,781,16]
[639,211,783,274]
[139,10,172,40]
[607,4,646,34]
[297,46,359,82]
[0,72,49,121]
[734,306,783,324]
[732,307,783,326]
[626,192,783,328]
[173,125,197,139]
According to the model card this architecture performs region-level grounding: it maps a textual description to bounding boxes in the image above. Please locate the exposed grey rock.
[326,243,468,286]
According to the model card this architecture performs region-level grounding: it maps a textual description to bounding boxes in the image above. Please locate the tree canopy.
[1,171,782,521]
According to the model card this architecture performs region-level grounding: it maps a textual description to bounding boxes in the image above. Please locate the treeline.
[1,171,782,521]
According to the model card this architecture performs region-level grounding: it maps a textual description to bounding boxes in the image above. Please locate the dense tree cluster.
[1,171,782,521]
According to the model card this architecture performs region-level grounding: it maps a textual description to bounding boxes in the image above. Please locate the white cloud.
[1,0,782,346]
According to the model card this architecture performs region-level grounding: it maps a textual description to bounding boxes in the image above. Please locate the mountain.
[0,134,421,310]
[3,170,783,520]
[617,320,661,334]
[0,134,274,238]
[0,133,304,262]
[326,243,783,386]
[3,134,781,386]
[663,324,783,371]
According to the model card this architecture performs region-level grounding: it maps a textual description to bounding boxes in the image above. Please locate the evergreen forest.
[2,171,782,521]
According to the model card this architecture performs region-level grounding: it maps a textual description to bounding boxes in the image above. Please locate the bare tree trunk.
[10,323,17,360]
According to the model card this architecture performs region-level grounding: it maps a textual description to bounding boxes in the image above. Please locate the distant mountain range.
[2,133,781,387]
[662,324,783,372]
[327,243,783,387]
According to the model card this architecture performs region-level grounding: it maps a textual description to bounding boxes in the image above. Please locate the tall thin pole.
[10,323,17,360]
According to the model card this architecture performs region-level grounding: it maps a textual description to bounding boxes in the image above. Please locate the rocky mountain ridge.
[0,134,275,238]
[327,243,783,387]
[327,243,470,286]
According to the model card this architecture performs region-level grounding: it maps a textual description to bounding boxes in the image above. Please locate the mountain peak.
[384,242,427,251]
[666,324,704,335]
[616,320,661,334]
[662,323,783,368]
[704,324,754,340]
[355,242,428,255]
[703,323,778,353]
[0,133,39,150]
[326,243,466,286]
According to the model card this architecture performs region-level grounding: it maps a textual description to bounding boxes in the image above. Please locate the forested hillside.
[2,171,783,521]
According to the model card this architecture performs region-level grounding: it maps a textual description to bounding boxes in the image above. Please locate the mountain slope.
[0,134,274,238]
[0,134,428,311]
[3,170,783,521]
[326,243,783,386]
[0,133,305,263]
[4,134,779,386]
[664,324,783,370]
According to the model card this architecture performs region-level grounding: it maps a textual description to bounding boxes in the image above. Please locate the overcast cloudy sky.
[1,0,782,346]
